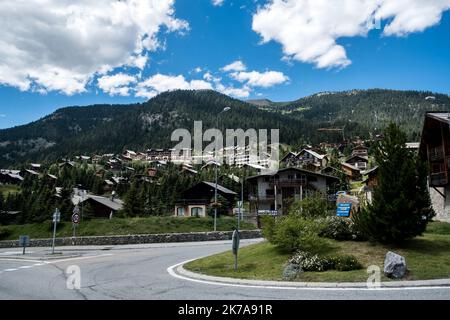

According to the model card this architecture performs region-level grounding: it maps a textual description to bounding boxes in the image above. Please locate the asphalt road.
[1,239,450,300]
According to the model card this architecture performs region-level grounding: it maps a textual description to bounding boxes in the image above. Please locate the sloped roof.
[201,181,237,195]
[298,149,327,160]
[84,195,124,211]
[247,167,339,181]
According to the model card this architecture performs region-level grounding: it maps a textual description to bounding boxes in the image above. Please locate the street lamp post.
[214,107,231,232]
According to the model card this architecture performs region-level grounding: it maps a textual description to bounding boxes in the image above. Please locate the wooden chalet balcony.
[269,178,307,187]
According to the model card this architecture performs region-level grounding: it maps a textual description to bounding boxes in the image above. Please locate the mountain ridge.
[1,88,450,167]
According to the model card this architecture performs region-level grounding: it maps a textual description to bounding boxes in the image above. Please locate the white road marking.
[0,251,33,255]
[3,268,19,272]
[46,253,113,264]
[167,259,450,291]
[18,266,33,269]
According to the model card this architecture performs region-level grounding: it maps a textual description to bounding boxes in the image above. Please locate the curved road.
[1,239,449,300]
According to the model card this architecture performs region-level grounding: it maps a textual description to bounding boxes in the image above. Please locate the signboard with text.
[336,203,352,217]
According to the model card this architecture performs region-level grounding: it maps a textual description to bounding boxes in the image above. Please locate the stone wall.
[0,230,262,248]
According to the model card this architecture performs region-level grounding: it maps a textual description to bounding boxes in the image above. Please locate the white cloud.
[221,60,247,72]
[212,0,225,6]
[0,114,6,118]
[0,0,188,95]
[215,83,251,98]
[252,0,450,69]
[98,73,137,96]
[136,74,213,98]
[230,70,289,88]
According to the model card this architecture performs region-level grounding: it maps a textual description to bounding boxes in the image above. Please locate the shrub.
[289,250,363,272]
[270,216,331,253]
[329,255,363,271]
[288,192,331,219]
[319,216,366,241]
[289,250,330,271]
[260,215,276,242]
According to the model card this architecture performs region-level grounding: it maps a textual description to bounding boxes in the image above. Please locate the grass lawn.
[0,216,255,241]
[0,184,20,197]
[185,221,450,282]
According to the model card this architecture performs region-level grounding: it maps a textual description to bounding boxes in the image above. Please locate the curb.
[174,263,450,289]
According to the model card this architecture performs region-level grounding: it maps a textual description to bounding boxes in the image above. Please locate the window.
[191,207,203,217]
[177,207,185,216]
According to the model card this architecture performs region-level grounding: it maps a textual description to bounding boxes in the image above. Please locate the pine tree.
[354,123,435,243]
[123,181,144,217]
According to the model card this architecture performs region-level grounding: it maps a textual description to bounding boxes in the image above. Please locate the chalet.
[146,149,172,161]
[0,170,23,184]
[103,179,114,192]
[340,162,361,181]
[20,169,39,179]
[247,167,339,215]
[351,145,368,158]
[419,112,450,221]
[362,166,378,203]
[280,152,298,167]
[79,195,124,219]
[280,149,328,171]
[58,161,75,169]
[30,163,41,171]
[345,155,368,170]
[175,181,237,217]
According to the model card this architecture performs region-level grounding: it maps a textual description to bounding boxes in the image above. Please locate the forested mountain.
[1,89,449,167]
[0,90,301,167]
[252,89,450,141]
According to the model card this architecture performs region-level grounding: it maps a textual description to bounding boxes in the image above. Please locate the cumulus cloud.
[98,73,137,96]
[221,60,247,72]
[230,70,289,88]
[215,83,251,98]
[252,0,450,69]
[0,0,188,95]
[136,74,213,98]
[212,0,225,6]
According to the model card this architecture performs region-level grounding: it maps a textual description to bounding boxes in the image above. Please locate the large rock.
[283,263,302,281]
[384,251,407,279]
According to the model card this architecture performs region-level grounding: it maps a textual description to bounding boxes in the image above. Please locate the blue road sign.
[336,203,352,217]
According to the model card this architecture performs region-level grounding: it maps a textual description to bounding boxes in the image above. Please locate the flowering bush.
[319,216,366,241]
[289,250,363,272]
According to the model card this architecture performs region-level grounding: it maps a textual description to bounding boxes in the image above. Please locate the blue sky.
[1,0,450,129]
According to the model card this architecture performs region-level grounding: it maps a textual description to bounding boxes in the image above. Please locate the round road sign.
[72,213,80,224]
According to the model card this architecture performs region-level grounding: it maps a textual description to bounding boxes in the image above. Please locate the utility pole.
[214,107,231,231]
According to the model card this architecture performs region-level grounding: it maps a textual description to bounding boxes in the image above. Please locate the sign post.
[19,235,29,255]
[51,208,61,255]
[232,229,240,271]
[237,200,243,231]
[71,205,80,244]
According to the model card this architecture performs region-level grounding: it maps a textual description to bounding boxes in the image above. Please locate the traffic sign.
[19,235,29,255]
[52,209,61,223]
[72,213,80,224]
